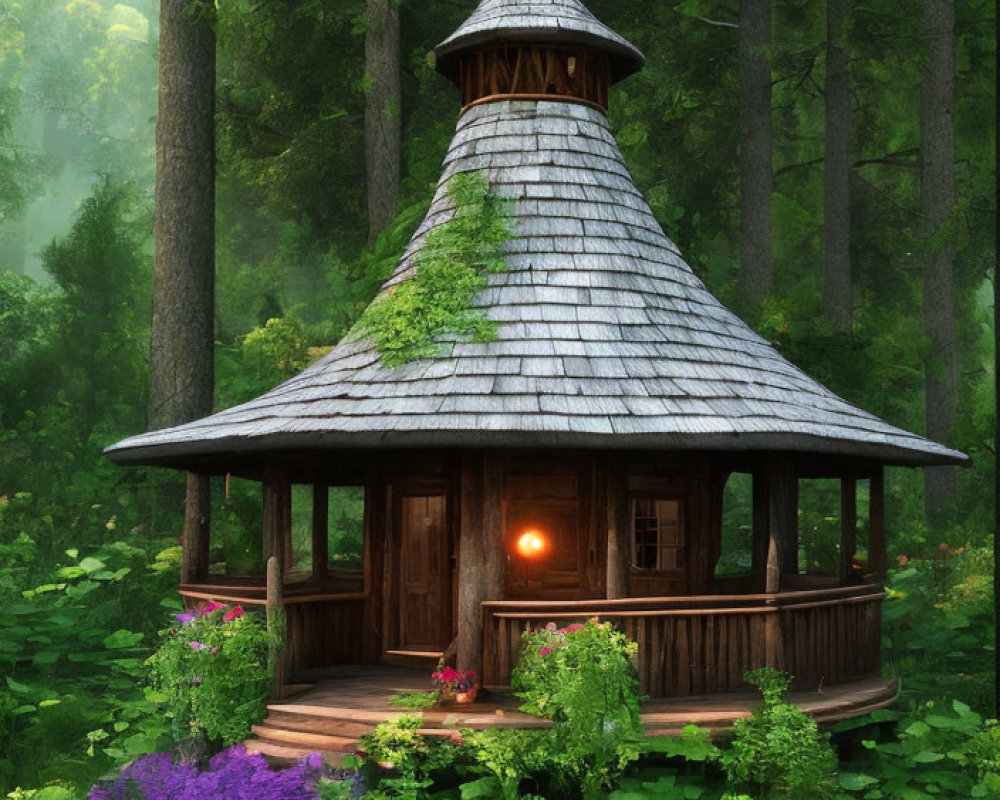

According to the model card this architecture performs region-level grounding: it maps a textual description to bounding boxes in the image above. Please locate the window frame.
[630,493,688,573]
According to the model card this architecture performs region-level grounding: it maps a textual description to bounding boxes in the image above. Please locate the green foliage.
[720,668,837,800]
[0,534,177,795]
[836,701,1000,799]
[352,171,513,366]
[387,691,440,710]
[468,620,644,798]
[355,715,459,800]
[146,606,272,747]
[882,549,995,711]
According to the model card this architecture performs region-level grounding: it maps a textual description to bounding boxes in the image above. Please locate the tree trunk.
[824,0,853,333]
[993,0,999,719]
[150,0,215,431]
[739,0,773,300]
[920,0,957,523]
[151,0,215,560]
[365,0,401,243]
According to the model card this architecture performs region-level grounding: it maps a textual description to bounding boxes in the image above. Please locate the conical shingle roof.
[107,94,965,469]
[434,0,645,83]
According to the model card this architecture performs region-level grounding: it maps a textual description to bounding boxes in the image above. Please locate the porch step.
[252,724,361,752]
[264,710,377,739]
[244,738,315,767]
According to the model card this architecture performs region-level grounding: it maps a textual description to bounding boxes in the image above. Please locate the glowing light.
[516,530,548,558]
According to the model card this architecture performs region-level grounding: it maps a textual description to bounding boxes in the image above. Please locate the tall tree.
[920,0,957,522]
[993,0,999,721]
[365,0,401,243]
[739,0,773,299]
[823,0,852,332]
[150,0,215,430]
[150,0,215,582]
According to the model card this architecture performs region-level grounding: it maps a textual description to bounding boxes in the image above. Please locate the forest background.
[0,0,996,796]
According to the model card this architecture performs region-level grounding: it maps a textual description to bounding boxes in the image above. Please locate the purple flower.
[174,611,198,625]
[88,745,323,800]
[188,641,209,651]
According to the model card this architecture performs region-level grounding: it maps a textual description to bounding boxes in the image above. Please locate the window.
[327,486,365,575]
[633,497,685,571]
[853,479,871,572]
[798,478,841,575]
[290,485,314,577]
[716,472,754,576]
[209,475,264,577]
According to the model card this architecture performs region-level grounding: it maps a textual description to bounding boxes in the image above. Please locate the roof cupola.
[434,0,645,112]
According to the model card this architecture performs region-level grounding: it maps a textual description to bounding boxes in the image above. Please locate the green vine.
[353,171,513,367]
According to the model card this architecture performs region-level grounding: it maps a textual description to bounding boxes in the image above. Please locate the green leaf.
[38,699,61,708]
[910,750,945,763]
[5,676,31,694]
[11,704,37,715]
[103,629,143,649]
[838,773,879,790]
[904,720,931,737]
[78,557,106,573]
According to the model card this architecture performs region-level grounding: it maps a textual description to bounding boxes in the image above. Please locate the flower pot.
[453,685,479,704]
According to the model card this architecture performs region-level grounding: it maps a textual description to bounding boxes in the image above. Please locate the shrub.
[353,715,460,799]
[468,619,643,798]
[87,744,322,800]
[146,602,272,746]
[720,668,836,800]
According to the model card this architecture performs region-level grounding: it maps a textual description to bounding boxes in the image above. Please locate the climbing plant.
[352,171,513,366]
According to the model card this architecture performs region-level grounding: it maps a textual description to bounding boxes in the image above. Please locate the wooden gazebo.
[108,0,965,752]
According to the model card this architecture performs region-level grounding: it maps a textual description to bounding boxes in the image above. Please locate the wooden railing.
[179,584,365,675]
[481,585,885,697]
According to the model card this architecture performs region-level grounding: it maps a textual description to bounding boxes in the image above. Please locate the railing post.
[266,555,286,698]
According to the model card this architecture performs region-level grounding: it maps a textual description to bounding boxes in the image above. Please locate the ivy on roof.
[352,171,514,367]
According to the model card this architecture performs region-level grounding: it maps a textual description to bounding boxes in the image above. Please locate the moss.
[352,171,514,366]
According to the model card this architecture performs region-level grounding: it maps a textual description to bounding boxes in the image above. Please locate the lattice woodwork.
[457,46,611,110]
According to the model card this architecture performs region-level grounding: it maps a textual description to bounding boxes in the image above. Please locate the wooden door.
[397,495,450,652]
[505,474,583,599]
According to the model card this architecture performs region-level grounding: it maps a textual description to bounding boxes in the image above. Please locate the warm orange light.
[516,530,548,558]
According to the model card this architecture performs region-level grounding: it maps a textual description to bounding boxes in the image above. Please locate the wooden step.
[264,711,377,738]
[244,739,314,766]
[252,724,360,752]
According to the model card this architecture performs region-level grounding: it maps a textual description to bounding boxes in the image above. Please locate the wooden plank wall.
[481,587,884,697]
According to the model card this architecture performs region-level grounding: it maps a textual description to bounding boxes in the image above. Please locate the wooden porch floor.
[246,666,899,764]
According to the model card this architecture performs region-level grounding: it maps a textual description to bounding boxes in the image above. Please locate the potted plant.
[431,666,478,704]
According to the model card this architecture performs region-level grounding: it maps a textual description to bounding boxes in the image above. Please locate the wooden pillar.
[457,451,505,675]
[262,466,291,577]
[752,468,770,592]
[606,454,630,599]
[266,555,286,697]
[765,454,798,592]
[363,473,385,664]
[764,454,796,668]
[869,468,887,580]
[311,484,329,584]
[839,477,858,584]
[181,472,211,584]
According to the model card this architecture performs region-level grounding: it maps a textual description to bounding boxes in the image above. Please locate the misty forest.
[0,0,998,799]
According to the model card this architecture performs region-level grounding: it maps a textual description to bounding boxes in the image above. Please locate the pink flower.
[560,623,584,635]
[539,647,552,656]
[545,622,558,632]
[188,641,209,651]
[223,605,245,622]
[203,600,227,613]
